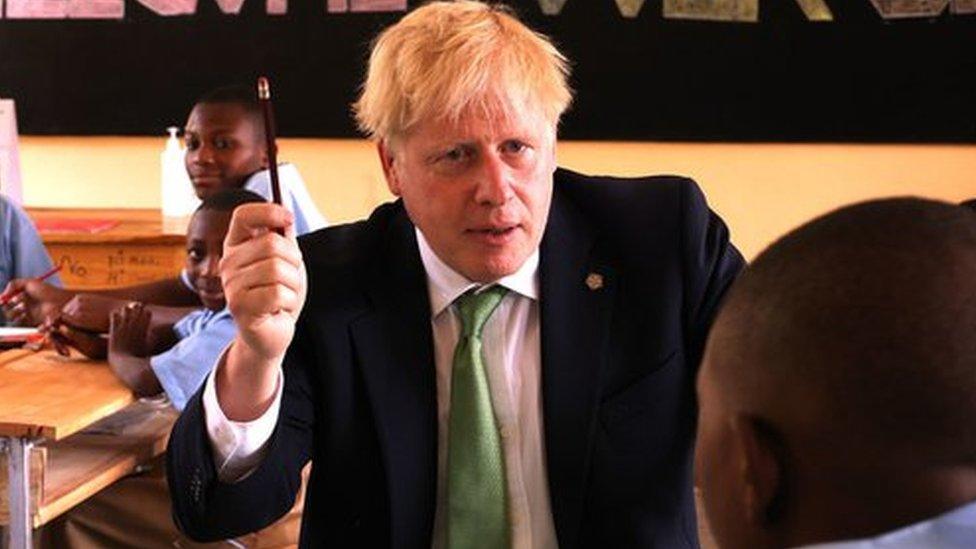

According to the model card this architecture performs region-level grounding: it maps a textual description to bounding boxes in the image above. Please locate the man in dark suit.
[167,2,743,547]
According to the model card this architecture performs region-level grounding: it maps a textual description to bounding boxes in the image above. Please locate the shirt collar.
[415,228,539,318]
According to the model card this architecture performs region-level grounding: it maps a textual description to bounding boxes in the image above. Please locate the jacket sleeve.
[678,179,745,370]
[166,319,317,542]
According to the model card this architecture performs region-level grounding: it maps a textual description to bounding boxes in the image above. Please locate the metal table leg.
[3,437,33,549]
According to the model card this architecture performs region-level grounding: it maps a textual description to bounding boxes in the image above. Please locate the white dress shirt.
[202,229,558,548]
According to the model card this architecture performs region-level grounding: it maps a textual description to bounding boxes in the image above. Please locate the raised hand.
[221,203,306,361]
[109,302,152,358]
[216,203,306,420]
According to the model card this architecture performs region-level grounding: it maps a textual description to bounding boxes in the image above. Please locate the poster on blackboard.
[0,1,973,142]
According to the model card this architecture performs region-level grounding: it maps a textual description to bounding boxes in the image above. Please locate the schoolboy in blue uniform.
[105,189,265,410]
[0,194,62,323]
[1,86,325,328]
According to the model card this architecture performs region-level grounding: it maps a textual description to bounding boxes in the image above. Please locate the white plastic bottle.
[160,126,198,233]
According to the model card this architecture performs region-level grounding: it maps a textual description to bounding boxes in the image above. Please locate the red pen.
[0,264,62,306]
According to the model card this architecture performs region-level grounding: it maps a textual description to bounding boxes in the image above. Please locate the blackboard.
[0,1,974,142]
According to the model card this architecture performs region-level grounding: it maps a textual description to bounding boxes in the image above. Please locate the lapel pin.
[585,272,604,291]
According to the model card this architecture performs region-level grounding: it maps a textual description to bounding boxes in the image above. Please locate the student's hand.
[61,294,120,333]
[1,279,72,326]
[221,203,306,364]
[108,303,162,397]
[44,317,108,359]
[108,302,152,359]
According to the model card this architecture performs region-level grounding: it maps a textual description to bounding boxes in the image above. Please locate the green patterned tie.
[447,285,510,549]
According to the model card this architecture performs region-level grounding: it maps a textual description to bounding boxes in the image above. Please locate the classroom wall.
[18,137,976,260]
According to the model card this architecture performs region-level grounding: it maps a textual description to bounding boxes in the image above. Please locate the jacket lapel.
[350,207,438,548]
[539,189,616,548]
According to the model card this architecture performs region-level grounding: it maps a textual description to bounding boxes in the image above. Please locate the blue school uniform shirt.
[149,307,235,411]
[1,196,62,322]
[244,163,327,236]
[797,498,976,549]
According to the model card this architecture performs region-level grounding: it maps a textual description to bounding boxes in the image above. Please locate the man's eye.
[440,147,471,163]
[214,138,232,150]
[184,137,199,151]
[501,140,528,154]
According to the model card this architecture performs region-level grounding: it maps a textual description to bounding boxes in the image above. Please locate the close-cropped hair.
[353,0,573,143]
[197,188,266,214]
[195,84,260,115]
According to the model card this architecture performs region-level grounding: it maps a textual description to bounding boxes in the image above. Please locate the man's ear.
[730,415,787,528]
[377,140,401,197]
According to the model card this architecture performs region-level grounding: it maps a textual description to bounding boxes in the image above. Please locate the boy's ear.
[730,415,787,528]
[377,141,402,196]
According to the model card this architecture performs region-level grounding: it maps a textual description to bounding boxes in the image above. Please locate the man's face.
[185,209,231,311]
[695,350,754,549]
[381,104,557,282]
[184,103,266,200]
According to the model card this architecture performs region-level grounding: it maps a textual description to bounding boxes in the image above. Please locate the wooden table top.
[0,349,135,440]
[26,207,186,245]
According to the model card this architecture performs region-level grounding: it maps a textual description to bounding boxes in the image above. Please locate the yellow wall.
[18,137,976,260]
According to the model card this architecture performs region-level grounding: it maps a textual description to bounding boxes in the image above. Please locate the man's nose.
[474,154,514,206]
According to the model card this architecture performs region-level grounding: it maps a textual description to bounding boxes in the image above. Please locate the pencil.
[257,76,286,237]
[0,265,62,305]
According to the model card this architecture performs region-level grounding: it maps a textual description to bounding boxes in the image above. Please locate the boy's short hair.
[961,198,976,212]
[194,85,265,138]
[353,0,573,144]
[197,188,266,214]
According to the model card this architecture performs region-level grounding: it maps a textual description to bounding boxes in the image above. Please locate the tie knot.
[455,285,508,338]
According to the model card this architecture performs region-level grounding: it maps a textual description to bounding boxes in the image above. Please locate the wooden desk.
[0,349,168,549]
[27,208,186,290]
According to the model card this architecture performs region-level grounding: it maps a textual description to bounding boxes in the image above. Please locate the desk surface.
[0,349,134,440]
[27,208,187,289]
[27,208,185,245]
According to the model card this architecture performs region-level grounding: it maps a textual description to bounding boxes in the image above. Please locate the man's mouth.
[466,225,519,244]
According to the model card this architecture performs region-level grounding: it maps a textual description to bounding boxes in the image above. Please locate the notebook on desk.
[34,218,120,234]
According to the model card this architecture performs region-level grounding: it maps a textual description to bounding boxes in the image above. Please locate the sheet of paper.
[4,0,68,18]
[214,0,245,14]
[794,0,833,20]
[326,0,348,13]
[0,327,39,342]
[267,0,287,15]
[951,0,976,13]
[614,0,648,18]
[537,0,569,15]
[869,0,949,18]
[663,0,758,22]
[67,0,124,19]
[349,0,405,12]
[132,0,196,16]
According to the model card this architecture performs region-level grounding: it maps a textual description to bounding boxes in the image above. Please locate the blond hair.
[353,1,572,143]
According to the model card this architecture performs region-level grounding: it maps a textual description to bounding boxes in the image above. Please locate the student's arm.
[2,276,200,327]
[97,276,201,306]
[1,279,72,326]
[107,302,166,398]
[59,294,197,334]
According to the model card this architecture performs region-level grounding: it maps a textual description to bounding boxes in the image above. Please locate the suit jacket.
[167,168,744,548]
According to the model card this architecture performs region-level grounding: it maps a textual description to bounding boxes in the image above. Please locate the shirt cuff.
[203,346,284,483]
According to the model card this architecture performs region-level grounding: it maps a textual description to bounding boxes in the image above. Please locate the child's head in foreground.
[186,188,266,311]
